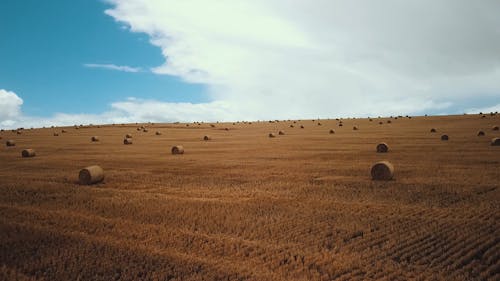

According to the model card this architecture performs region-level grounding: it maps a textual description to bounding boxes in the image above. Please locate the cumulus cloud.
[0,89,23,127]
[84,63,142,72]
[103,0,500,119]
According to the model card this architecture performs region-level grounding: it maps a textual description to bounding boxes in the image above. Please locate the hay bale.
[125,133,132,138]
[21,149,36,158]
[143,129,148,132]
[91,136,99,142]
[210,124,216,128]
[225,128,229,131]
[123,138,133,145]
[338,123,343,127]
[353,126,358,130]
[203,135,211,141]
[155,131,162,135]
[79,165,104,185]
[5,140,15,147]
[493,126,499,131]
[477,131,485,136]
[376,143,389,153]
[371,161,394,181]
[290,124,294,128]
[317,123,322,126]
[278,130,285,135]
[379,121,383,125]
[300,125,305,129]
[387,120,392,124]
[329,129,335,134]
[136,127,141,131]
[61,129,67,133]
[441,134,449,141]
[269,133,276,138]
[430,128,437,133]
[171,145,184,154]
[53,132,59,136]
[16,131,22,135]
[491,137,500,146]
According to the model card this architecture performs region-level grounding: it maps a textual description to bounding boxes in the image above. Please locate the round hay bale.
[79,165,104,185]
[477,131,485,136]
[430,128,437,133]
[136,127,141,131]
[387,120,392,124]
[21,149,36,158]
[225,128,229,131]
[338,123,343,127]
[171,145,184,154]
[371,161,394,181]
[6,140,15,147]
[379,121,383,125]
[210,124,216,128]
[143,129,149,132]
[16,131,22,135]
[493,126,499,131]
[353,126,358,130]
[369,118,373,121]
[203,135,211,141]
[300,125,305,129]
[155,131,162,135]
[61,129,67,133]
[53,132,59,136]
[278,130,285,135]
[91,136,99,142]
[269,133,276,138]
[491,137,500,146]
[441,134,449,141]
[376,143,389,153]
[123,138,133,145]
[290,124,294,128]
[329,129,335,134]
[317,123,322,126]
[125,133,132,138]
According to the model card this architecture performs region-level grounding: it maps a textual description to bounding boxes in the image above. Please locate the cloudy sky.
[1,0,499,128]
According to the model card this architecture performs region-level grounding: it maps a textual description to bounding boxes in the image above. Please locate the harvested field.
[0,114,499,281]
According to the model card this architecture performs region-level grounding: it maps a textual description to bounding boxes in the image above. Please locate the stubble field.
[0,114,499,281]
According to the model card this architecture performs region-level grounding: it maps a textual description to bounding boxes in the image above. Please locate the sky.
[1,0,499,128]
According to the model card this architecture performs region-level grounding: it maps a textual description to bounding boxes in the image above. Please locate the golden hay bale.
[491,137,500,146]
[371,161,394,180]
[6,140,15,146]
[21,149,36,158]
[61,129,67,133]
[477,131,485,136]
[376,143,389,153]
[387,120,392,124]
[278,130,285,135]
[225,128,229,131]
[155,131,162,135]
[136,127,141,131]
[290,124,294,128]
[493,126,499,131]
[16,131,22,135]
[171,145,184,154]
[143,129,149,132]
[353,126,358,130]
[369,118,373,121]
[338,123,343,127]
[430,128,437,133]
[300,125,305,129]
[317,123,322,126]
[203,135,211,141]
[269,133,276,138]
[53,132,59,136]
[441,134,449,141]
[123,138,133,145]
[379,121,383,125]
[79,165,104,185]
[329,129,335,134]
[125,133,133,138]
[91,136,99,142]
[210,124,216,128]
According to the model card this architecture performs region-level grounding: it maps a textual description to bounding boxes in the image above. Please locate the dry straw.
[21,149,36,158]
[79,165,104,185]
[376,143,389,153]
[371,161,394,180]
[171,145,184,154]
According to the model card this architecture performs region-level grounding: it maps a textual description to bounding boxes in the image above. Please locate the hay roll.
[290,124,294,128]
[477,131,485,136]
[278,130,285,135]
[491,137,500,146]
[203,135,211,141]
[155,131,162,135]
[300,125,305,129]
[379,121,383,125]
[6,140,15,146]
[79,165,104,185]
[376,143,389,153]
[21,149,36,158]
[441,134,449,141]
[143,129,149,132]
[123,138,133,145]
[329,129,335,134]
[371,161,394,180]
[493,126,499,131]
[171,145,184,154]
[353,126,358,130]
[269,133,276,138]
[338,123,343,127]
[91,136,99,142]
[16,131,22,135]
[53,132,59,136]
[125,133,133,138]
[430,128,437,133]
[61,129,67,133]
[387,120,392,124]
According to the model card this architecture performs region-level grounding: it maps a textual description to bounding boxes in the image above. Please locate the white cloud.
[103,0,500,120]
[83,63,142,72]
[0,89,23,127]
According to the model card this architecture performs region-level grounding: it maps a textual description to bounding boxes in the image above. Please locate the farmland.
[0,114,499,281]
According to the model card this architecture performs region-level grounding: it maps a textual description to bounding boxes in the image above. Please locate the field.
[0,114,499,281]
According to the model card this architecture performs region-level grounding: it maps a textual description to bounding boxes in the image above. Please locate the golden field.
[0,114,499,281]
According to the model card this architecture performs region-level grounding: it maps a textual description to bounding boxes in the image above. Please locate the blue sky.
[0,0,207,117]
[0,0,499,128]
